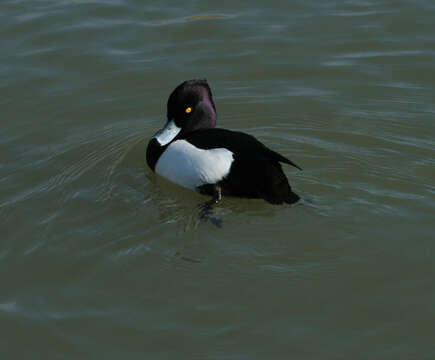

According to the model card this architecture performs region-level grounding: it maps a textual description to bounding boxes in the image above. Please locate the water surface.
[1,0,435,359]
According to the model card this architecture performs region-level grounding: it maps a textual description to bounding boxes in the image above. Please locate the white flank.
[155,140,234,190]
[154,120,181,146]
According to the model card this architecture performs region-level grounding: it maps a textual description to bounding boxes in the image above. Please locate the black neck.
[146,138,166,171]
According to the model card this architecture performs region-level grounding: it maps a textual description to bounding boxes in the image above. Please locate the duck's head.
[153,79,217,146]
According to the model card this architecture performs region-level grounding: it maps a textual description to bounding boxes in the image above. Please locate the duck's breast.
[155,140,234,190]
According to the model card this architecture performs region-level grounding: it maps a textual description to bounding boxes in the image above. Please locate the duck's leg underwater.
[197,184,223,228]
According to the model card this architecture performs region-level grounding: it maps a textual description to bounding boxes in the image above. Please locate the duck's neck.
[146,138,167,171]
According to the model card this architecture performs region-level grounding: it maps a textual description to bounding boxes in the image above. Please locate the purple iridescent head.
[151,79,217,147]
[166,79,217,132]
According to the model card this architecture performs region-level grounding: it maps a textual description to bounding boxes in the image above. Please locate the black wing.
[182,128,302,170]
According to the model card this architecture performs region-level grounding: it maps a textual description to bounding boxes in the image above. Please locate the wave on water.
[1,122,148,209]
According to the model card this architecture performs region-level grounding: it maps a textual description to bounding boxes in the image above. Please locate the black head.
[167,79,217,132]
[151,80,217,147]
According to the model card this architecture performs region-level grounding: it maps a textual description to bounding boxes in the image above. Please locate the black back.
[183,128,301,204]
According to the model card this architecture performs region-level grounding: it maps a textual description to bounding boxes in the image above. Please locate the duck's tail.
[285,190,300,204]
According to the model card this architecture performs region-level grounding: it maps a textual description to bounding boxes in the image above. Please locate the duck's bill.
[153,120,181,146]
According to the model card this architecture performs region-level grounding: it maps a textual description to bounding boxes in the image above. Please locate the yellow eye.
[185,107,192,114]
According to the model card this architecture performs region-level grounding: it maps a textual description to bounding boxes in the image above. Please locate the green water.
[1,1,435,358]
